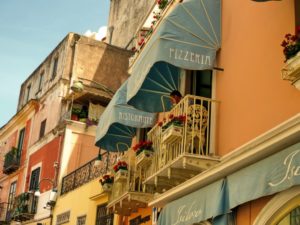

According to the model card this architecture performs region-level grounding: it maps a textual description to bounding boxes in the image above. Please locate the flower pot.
[114,169,128,182]
[136,149,154,167]
[162,124,183,143]
[102,183,112,192]
[71,114,79,121]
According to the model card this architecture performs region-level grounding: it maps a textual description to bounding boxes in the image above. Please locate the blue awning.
[227,142,300,209]
[127,0,221,112]
[95,81,157,152]
[157,179,229,225]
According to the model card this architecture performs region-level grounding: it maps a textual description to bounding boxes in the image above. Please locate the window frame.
[39,119,47,139]
[51,56,59,80]
[25,84,31,103]
[29,167,41,191]
[38,71,44,92]
[17,128,26,161]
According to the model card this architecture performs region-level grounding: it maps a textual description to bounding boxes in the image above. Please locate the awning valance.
[157,179,228,225]
[95,81,157,152]
[227,142,300,209]
[127,0,221,112]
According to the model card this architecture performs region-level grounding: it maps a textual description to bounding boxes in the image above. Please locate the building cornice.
[149,113,300,207]
[0,100,39,137]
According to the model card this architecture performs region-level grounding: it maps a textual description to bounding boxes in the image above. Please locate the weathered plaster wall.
[73,36,131,92]
[107,0,154,48]
[17,34,73,111]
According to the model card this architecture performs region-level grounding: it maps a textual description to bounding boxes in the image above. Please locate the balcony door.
[183,70,212,98]
[17,128,25,161]
[6,181,17,221]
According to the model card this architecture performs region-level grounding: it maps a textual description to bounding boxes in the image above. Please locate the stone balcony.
[143,95,220,191]
[282,51,300,90]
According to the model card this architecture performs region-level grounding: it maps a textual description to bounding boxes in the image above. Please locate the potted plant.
[133,141,154,166]
[113,161,128,181]
[281,26,300,90]
[99,174,114,191]
[71,107,81,121]
[281,32,300,62]
[159,114,186,143]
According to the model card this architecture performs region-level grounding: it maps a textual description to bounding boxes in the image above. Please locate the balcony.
[107,152,154,216]
[61,153,118,195]
[0,202,9,224]
[143,95,220,190]
[11,192,36,222]
[282,51,300,90]
[3,147,20,175]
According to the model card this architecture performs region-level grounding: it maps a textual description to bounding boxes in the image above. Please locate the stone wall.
[107,0,154,48]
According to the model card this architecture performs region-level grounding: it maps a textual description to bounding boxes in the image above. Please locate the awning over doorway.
[127,0,221,112]
[95,81,157,152]
[157,179,228,225]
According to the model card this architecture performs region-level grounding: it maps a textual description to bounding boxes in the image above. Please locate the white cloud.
[84,26,107,41]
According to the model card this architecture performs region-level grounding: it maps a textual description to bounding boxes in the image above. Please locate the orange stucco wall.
[236,195,273,225]
[126,207,152,225]
[66,132,99,174]
[26,136,62,192]
[216,0,300,156]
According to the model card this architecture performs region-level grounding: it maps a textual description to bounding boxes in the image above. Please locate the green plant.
[72,107,81,115]
[281,26,300,61]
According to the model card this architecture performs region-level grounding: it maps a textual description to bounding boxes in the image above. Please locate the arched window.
[253,186,300,225]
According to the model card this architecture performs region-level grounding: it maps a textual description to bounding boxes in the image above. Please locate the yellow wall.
[25,218,51,225]
[52,179,109,225]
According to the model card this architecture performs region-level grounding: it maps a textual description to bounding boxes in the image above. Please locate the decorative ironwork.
[97,214,114,225]
[11,192,37,222]
[3,147,20,175]
[61,153,118,195]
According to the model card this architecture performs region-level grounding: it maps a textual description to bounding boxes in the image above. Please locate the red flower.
[169,114,174,119]
[281,40,288,47]
[158,121,163,127]
[285,33,292,39]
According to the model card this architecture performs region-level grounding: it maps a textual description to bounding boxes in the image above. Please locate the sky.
[0,0,110,128]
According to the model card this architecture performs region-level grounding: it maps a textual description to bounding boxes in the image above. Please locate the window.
[137,128,151,142]
[95,204,113,225]
[184,70,212,98]
[17,128,25,160]
[295,0,300,27]
[39,119,46,139]
[29,167,40,191]
[25,84,31,102]
[52,57,58,79]
[277,206,300,225]
[77,215,87,225]
[38,72,44,92]
[7,181,17,220]
[291,207,300,225]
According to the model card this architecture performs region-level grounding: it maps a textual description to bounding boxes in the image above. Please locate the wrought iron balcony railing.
[61,153,118,195]
[3,147,20,175]
[144,95,220,185]
[11,192,37,222]
[96,214,114,225]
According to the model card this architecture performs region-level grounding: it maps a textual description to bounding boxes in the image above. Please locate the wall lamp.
[34,178,58,208]
[94,149,102,166]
